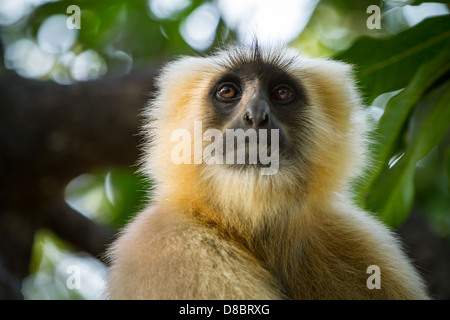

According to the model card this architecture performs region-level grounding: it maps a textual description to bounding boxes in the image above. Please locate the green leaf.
[368,81,450,226]
[104,168,151,229]
[358,51,450,199]
[406,85,450,162]
[335,15,450,103]
[367,157,415,226]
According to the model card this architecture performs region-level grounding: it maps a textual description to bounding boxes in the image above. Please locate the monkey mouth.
[170,122,285,175]
[220,137,282,175]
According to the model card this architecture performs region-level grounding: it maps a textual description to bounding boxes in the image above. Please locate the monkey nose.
[243,100,270,129]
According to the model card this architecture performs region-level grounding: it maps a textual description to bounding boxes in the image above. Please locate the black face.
[205,60,308,166]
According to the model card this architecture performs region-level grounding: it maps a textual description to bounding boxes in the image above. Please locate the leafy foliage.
[336,16,450,102]
[336,14,450,227]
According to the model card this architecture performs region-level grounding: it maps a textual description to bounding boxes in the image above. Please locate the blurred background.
[0,0,449,300]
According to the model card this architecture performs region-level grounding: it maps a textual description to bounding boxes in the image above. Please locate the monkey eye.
[216,83,241,101]
[272,85,295,103]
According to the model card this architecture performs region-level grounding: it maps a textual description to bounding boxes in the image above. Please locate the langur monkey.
[107,45,429,299]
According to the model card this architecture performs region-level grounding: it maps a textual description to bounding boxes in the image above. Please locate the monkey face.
[206,60,309,167]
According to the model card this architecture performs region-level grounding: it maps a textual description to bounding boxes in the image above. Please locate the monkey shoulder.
[108,205,282,299]
[298,206,429,299]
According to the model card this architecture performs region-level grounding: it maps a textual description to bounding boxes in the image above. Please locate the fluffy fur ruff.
[107,45,429,300]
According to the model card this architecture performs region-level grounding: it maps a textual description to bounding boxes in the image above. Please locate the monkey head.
[142,45,369,225]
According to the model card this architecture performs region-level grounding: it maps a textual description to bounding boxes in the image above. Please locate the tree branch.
[44,201,116,263]
[0,69,158,298]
